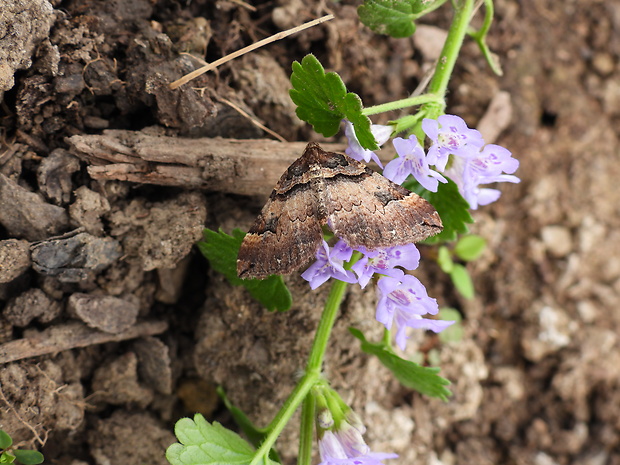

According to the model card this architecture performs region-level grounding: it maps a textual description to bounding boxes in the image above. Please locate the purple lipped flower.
[467,144,519,178]
[422,115,485,171]
[444,143,520,209]
[344,120,392,168]
[318,431,398,465]
[376,269,454,351]
[351,244,421,289]
[301,239,357,290]
[383,135,447,191]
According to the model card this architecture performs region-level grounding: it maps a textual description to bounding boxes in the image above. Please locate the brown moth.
[237,142,443,279]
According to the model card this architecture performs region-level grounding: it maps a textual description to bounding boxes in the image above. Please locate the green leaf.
[0,451,15,464]
[438,307,463,343]
[437,246,453,273]
[405,178,473,243]
[358,0,446,38]
[0,431,12,450]
[450,264,474,299]
[349,328,451,400]
[12,450,43,465]
[454,235,486,261]
[197,228,292,312]
[167,414,278,465]
[217,387,280,463]
[290,54,377,150]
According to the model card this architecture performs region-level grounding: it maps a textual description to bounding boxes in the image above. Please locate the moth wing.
[237,187,323,279]
[322,171,442,249]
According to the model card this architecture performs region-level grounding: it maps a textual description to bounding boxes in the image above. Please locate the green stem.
[361,94,440,116]
[250,372,315,465]
[306,278,350,373]
[424,0,476,118]
[298,393,315,465]
[251,269,354,465]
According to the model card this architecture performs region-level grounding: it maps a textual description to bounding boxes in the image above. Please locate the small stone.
[31,232,122,282]
[541,225,573,258]
[0,239,31,283]
[155,256,190,304]
[592,52,615,76]
[67,293,139,333]
[0,173,69,240]
[37,149,81,205]
[3,288,62,326]
[54,73,85,95]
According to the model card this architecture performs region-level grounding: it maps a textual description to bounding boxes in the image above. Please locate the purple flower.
[422,115,485,171]
[351,244,421,289]
[376,269,454,350]
[318,431,398,465]
[301,240,357,290]
[444,143,520,209]
[383,135,447,191]
[344,120,392,168]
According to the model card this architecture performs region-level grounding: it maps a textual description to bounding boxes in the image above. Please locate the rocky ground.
[1,1,619,464]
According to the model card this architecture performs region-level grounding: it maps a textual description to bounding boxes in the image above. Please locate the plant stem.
[424,0,476,118]
[360,0,476,122]
[250,277,351,465]
[298,394,315,465]
[361,94,439,116]
[251,372,316,465]
[306,278,350,373]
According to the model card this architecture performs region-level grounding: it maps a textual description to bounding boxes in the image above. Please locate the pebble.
[67,293,139,333]
[31,232,122,282]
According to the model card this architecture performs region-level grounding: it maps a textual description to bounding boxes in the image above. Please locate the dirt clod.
[91,352,154,408]
[69,186,111,235]
[36,148,80,205]
[3,287,61,326]
[0,0,54,97]
[108,191,207,271]
[133,336,173,395]
[88,410,174,465]
[0,173,69,240]
[0,239,31,283]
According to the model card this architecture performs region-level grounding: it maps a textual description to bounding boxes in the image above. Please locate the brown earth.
[1,1,619,465]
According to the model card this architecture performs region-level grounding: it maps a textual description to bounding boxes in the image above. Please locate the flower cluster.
[303,114,519,350]
[345,114,520,209]
[302,240,451,351]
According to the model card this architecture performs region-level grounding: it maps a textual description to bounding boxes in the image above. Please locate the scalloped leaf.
[350,328,451,400]
[358,0,446,38]
[166,414,278,465]
[290,54,377,150]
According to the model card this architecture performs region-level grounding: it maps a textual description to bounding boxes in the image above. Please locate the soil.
[1,1,619,465]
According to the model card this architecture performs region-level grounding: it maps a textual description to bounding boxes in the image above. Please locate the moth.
[237,142,442,279]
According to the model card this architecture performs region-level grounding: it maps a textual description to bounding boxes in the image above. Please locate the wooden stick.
[0,321,168,364]
[67,131,350,196]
